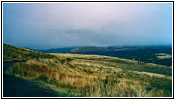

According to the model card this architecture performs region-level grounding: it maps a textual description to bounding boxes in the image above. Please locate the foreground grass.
[4,53,172,97]
[3,74,79,97]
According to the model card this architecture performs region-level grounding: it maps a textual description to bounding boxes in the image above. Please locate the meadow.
[3,44,172,97]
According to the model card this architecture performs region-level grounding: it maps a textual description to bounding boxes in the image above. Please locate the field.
[3,44,172,97]
[39,46,172,66]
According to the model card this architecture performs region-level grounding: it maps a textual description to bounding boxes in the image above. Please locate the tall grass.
[5,57,172,97]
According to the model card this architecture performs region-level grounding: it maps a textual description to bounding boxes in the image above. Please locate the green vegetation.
[3,44,172,97]
[3,44,55,62]
[69,46,172,66]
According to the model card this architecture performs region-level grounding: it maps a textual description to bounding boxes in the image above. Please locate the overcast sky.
[3,3,172,49]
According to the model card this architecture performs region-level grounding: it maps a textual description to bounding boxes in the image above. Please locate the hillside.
[38,46,172,66]
[3,44,55,62]
[3,44,172,97]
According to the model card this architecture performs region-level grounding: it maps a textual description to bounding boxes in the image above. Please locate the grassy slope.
[3,44,172,97]
[70,46,172,66]
[3,44,55,62]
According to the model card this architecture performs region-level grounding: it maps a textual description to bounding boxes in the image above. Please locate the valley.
[39,46,172,66]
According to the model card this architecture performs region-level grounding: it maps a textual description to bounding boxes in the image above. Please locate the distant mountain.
[37,45,172,53]
[37,45,172,66]
[36,46,101,53]
[37,47,76,53]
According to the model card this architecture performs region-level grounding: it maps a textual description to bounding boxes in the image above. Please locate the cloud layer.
[3,3,172,49]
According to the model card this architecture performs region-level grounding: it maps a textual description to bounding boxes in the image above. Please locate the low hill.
[38,46,172,66]
[3,44,55,62]
[3,44,172,97]
[38,47,76,53]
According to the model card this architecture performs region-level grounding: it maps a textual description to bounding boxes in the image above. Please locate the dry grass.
[5,53,172,97]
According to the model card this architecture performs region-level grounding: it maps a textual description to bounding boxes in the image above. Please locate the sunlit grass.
[5,53,172,97]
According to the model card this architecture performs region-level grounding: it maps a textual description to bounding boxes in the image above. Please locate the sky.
[3,3,172,49]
